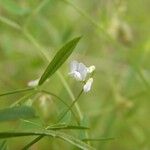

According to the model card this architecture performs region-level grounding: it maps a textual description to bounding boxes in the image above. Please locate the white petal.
[87,65,95,73]
[28,79,39,87]
[83,78,93,92]
[70,60,78,72]
[72,71,82,81]
[78,63,88,81]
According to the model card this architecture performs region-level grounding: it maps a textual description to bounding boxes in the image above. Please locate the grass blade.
[0,130,95,150]
[47,124,89,130]
[39,36,81,85]
[0,88,34,97]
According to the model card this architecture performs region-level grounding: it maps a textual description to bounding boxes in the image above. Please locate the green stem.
[57,89,83,123]
[0,12,85,149]
[57,71,83,120]
[22,136,44,150]
[39,90,80,124]
[10,92,37,107]
[21,90,84,150]
[136,68,150,89]
[62,0,127,51]
[0,16,21,30]
[0,14,83,124]
[23,0,50,29]
[63,0,109,39]
[23,29,83,121]
[0,88,34,97]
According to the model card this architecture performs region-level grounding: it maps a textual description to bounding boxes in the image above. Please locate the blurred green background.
[0,0,150,149]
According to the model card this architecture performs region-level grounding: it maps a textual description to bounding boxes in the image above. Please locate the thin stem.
[57,71,83,120]
[136,68,150,89]
[23,0,50,29]
[39,90,80,124]
[22,29,49,62]
[0,12,85,149]
[34,0,49,14]
[21,90,84,150]
[62,0,127,51]
[63,0,105,33]
[0,14,83,121]
[22,136,44,150]
[20,119,42,128]
[0,88,34,97]
[64,0,108,36]
[10,92,37,107]
[0,16,21,30]
[57,89,83,123]
[22,29,83,120]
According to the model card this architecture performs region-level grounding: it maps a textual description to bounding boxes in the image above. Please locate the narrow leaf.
[0,106,37,122]
[39,36,81,85]
[47,124,89,130]
[0,130,95,150]
[0,88,34,97]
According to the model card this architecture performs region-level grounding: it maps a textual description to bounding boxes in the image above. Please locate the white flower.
[69,60,88,81]
[83,78,93,92]
[69,60,95,93]
[28,78,39,87]
[87,65,95,73]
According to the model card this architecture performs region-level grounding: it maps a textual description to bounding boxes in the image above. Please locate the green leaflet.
[0,106,37,122]
[39,36,81,85]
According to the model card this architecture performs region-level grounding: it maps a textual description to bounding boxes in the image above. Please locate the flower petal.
[73,71,82,81]
[70,60,78,73]
[78,63,88,81]
[83,78,93,92]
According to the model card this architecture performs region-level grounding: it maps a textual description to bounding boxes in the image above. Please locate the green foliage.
[0,106,37,122]
[0,0,149,149]
[0,130,95,150]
